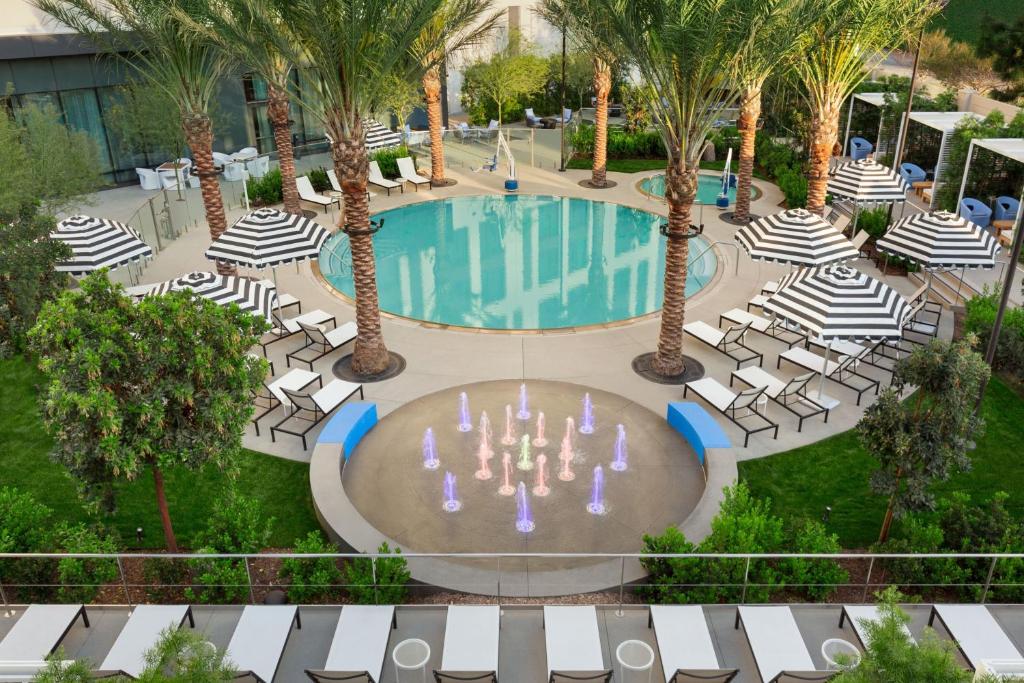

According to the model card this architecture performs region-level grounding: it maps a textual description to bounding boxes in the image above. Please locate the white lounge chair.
[735,606,834,683]
[212,152,234,168]
[778,346,880,406]
[223,161,247,182]
[396,157,430,191]
[928,604,1023,671]
[224,605,301,683]
[839,605,914,650]
[543,606,610,683]
[99,605,194,679]
[0,604,89,679]
[731,367,829,432]
[435,606,501,682]
[326,168,343,193]
[649,605,737,683]
[525,107,541,127]
[747,294,769,312]
[682,320,763,370]
[561,108,572,123]
[306,605,396,683]
[136,168,161,190]
[234,146,258,160]
[684,377,777,447]
[296,175,340,213]
[260,309,337,354]
[720,308,805,349]
[287,321,358,370]
[271,378,365,449]
[368,161,403,195]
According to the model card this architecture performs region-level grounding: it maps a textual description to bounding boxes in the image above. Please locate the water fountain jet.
[557,418,576,482]
[532,412,548,448]
[478,411,493,458]
[586,465,606,514]
[517,434,534,471]
[532,454,550,497]
[501,404,518,446]
[498,452,515,496]
[457,392,472,432]
[442,471,462,512]
[422,427,440,470]
[515,482,535,532]
[579,393,595,434]
[610,424,628,472]
[516,383,531,420]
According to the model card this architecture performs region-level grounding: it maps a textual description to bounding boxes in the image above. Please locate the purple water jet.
[498,452,515,496]
[457,392,472,432]
[501,404,518,446]
[532,411,548,448]
[586,465,606,514]
[515,482,535,532]
[610,424,628,472]
[516,383,531,420]
[579,393,595,434]
[442,471,462,512]
[422,427,440,470]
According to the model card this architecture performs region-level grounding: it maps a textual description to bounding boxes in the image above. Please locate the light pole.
[559,19,567,172]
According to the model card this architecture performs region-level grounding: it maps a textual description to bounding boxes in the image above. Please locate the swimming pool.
[319,195,717,330]
[640,173,737,204]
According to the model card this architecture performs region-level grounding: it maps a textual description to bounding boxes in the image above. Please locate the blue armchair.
[959,197,993,228]
[850,137,873,161]
[995,196,1020,222]
[899,162,927,185]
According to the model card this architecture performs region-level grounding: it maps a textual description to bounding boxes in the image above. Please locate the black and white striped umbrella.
[50,215,153,275]
[874,210,999,270]
[734,208,859,266]
[364,119,402,151]
[204,208,331,269]
[827,159,909,203]
[148,271,277,321]
[764,264,911,342]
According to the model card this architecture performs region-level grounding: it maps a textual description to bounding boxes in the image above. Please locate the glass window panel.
[60,88,114,174]
[97,86,152,177]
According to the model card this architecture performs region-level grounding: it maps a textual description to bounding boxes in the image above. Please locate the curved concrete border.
[310,406,737,597]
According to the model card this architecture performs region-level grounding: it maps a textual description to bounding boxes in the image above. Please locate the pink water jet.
[532,411,548,448]
[475,444,493,480]
[532,454,550,497]
[579,393,595,434]
[478,410,493,458]
[498,452,515,496]
[560,417,576,458]
[501,404,518,446]
[516,383,531,420]
[422,427,440,470]
[610,424,628,472]
[557,433,576,482]
[457,392,472,432]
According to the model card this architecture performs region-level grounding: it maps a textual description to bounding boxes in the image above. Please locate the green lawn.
[566,156,667,173]
[0,356,320,549]
[931,0,1024,47]
[739,376,1024,548]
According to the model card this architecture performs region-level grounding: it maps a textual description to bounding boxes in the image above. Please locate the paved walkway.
[96,154,956,465]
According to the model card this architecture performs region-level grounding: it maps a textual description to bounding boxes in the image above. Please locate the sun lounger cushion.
[544,606,605,680]
[780,347,840,377]
[321,605,395,683]
[100,605,192,678]
[685,378,738,412]
[281,310,334,335]
[0,605,86,661]
[842,605,913,649]
[439,606,500,677]
[737,606,816,683]
[651,606,722,682]
[224,606,299,683]
[683,320,725,347]
[931,604,1021,669]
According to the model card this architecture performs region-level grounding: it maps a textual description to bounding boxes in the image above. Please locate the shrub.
[307,166,331,193]
[776,167,808,209]
[246,168,283,206]
[186,493,272,604]
[638,526,711,604]
[569,125,666,160]
[52,522,119,604]
[342,542,410,604]
[280,531,342,603]
[964,287,1024,379]
[371,146,413,179]
[874,516,963,592]
[31,650,94,683]
[784,520,849,601]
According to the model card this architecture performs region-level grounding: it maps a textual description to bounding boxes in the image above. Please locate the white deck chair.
[396,157,430,191]
[684,378,777,447]
[367,161,403,195]
[731,367,830,432]
[682,320,763,370]
[260,309,336,354]
[224,605,301,683]
[287,321,358,371]
[436,606,500,682]
[778,346,880,406]
[735,606,833,683]
[543,606,610,683]
[649,606,737,683]
[928,604,1023,671]
[296,176,340,213]
[720,308,805,349]
[0,604,89,677]
[305,605,396,683]
[99,605,194,679]
[839,605,914,650]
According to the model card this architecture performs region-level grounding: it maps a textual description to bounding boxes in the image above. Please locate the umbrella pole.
[851,205,860,237]
[272,265,284,324]
[817,338,833,399]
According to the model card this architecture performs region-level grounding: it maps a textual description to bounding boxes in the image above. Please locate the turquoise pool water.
[319,195,717,330]
[640,174,736,204]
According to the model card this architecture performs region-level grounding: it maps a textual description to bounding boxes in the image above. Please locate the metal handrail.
[690,239,740,276]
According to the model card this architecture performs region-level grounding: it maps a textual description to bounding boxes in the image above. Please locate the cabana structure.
[842,93,896,158]
[894,111,983,208]
[956,138,1024,241]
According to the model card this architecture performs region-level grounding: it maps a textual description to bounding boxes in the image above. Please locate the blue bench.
[316,402,378,460]
[666,402,730,465]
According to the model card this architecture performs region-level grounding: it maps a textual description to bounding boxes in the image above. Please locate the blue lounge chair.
[960,197,993,228]
[850,137,873,161]
[996,196,1020,222]
[899,162,926,185]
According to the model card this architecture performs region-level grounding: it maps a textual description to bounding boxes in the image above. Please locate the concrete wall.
[958,90,1023,121]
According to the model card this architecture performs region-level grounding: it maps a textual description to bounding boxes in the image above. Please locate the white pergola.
[842,92,895,157]
[956,137,1024,211]
[895,111,984,208]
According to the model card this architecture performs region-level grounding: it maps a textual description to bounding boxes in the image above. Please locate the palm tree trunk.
[267,84,301,215]
[591,58,612,188]
[653,156,697,377]
[733,86,761,223]
[153,466,177,552]
[423,65,447,186]
[331,116,390,376]
[182,113,236,276]
[806,102,841,215]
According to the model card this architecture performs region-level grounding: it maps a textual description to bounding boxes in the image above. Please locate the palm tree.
[536,0,618,189]
[253,0,495,376]
[589,0,757,378]
[35,0,238,276]
[414,1,500,187]
[792,0,938,215]
[181,0,303,215]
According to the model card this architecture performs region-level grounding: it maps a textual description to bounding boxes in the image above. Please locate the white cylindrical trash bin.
[616,639,655,683]
[393,638,431,683]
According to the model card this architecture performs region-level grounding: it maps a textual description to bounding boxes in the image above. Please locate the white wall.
[0,0,74,36]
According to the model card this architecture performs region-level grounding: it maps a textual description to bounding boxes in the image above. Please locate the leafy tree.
[103,80,188,172]
[280,531,343,602]
[920,30,1003,95]
[36,0,239,276]
[934,110,1024,213]
[28,274,268,551]
[375,74,423,135]
[343,542,410,604]
[135,628,237,682]
[977,15,1024,103]
[859,337,991,542]
[461,34,549,127]
[791,0,937,215]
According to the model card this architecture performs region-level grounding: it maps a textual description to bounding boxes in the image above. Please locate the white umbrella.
[51,215,153,281]
[827,159,910,234]
[734,208,859,266]
[147,271,277,322]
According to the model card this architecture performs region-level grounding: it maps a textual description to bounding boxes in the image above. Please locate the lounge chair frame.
[719,310,806,349]
[733,608,835,683]
[730,369,829,432]
[286,322,357,371]
[668,672,739,683]
[227,606,302,683]
[684,321,764,370]
[271,383,364,449]
[305,606,398,683]
[805,337,895,380]
[684,379,778,447]
[927,605,1022,671]
[778,347,880,406]
[260,311,337,355]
